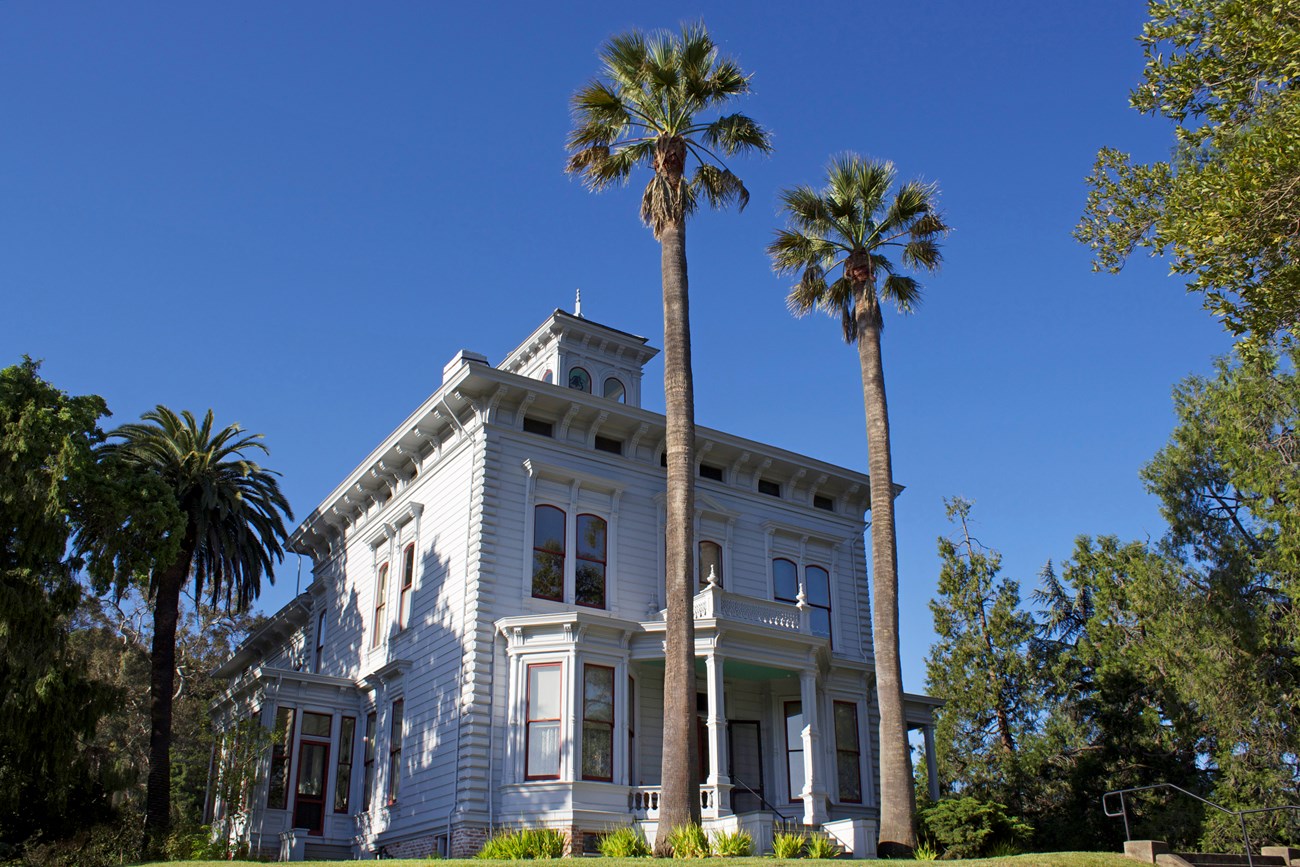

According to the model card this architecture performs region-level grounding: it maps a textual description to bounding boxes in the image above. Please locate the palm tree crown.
[107,406,292,611]
[769,153,948,335]
[566,22,772,235]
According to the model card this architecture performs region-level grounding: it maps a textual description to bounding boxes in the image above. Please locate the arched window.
[603,377,625,402]
[773,558,799,603]
[699,541,723,589]
[575,513,607,608]
[371,563,389,648]
[532,505,565,601]
[805,565,832,639]
[398,544,415,630]
[542,369,554,384]
[568,367,591,392]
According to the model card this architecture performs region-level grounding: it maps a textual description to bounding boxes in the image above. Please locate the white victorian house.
[210,309,941,860]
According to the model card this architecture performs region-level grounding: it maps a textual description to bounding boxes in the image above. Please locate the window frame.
[265,705,295,810]
[292,711,333,835]
[833,701,863,804]
[699,540,724,589]
[386,700,404,805]
[804,564,833,641]
[574,513,607,610]
[568,367,591,392]
[531,504,566,602]
[525,662,563,781]
[334,716,356,814]
[772,557,799,604]
[371,562,389,649]
[314,609,326,673]
[602,376,625,402]
[362,712,377,811]
[398,543,415,631]
[581,664,615,782]
[784,700,804,804]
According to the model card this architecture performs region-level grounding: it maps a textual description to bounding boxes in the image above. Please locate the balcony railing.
[629,785,721,819]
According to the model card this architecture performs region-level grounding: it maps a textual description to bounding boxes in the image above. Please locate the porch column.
[798,669,828,825]
[704,650,730,814]
[923,724,939,802]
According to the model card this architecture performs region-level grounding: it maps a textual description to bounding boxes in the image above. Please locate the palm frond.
[786,264,828,316]
[690,163,749,212]
[881,274,922,313]
[902,238,944,271]
[701,113,772,156]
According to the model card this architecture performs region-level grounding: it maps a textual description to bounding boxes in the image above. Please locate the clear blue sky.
[1,1,1230,691]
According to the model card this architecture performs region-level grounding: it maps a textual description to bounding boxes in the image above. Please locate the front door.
[728,720,764,813]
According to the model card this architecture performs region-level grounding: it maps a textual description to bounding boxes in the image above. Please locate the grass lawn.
[143,853,1131,867]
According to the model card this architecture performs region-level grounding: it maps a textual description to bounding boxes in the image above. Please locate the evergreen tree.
[925,498,1044,814]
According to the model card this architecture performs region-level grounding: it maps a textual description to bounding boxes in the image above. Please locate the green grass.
[141,851,1133,867]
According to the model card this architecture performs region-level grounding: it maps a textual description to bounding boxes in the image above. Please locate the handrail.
[730,774,789,822]
[1103,783,1300,867]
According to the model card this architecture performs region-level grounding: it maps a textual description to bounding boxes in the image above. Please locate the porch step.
[1166,855,1288,867]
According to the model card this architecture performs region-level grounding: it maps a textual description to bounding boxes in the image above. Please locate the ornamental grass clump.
[804,834,840,859]
[598,827,651,857]
[770,830,807,859]
[476,827,566,859]
[711,829,754,857]
[667,823,711,858]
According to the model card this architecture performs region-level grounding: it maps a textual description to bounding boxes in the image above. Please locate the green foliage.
[1075,0,1300,349]
[7,817,139,867]
[597,827,650,858]
[919,796,1032,859]
[803,834,840,859]
[712,829,754,857]
[475,827,566,860]
[565,23,772,238]
[769,831,807,859]
[925,498,1046,813]
[912,839,940,861]
[667,823,711,858]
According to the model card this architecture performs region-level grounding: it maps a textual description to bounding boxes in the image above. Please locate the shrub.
[912,839,939,861]
[711,829,754,857]
[770,830,807,859]
[804,834,840,859]
[14,819,138,867]
[598,827,650,858]
[667,823,711,858]
[919,795,1032,859]
[476,827,566,859]
[986,840,1022,857]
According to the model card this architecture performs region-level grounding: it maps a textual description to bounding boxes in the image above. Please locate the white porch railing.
[629,786,719,818]
[688,584,810,634]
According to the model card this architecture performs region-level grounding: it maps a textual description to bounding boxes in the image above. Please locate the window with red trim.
[575,514,606,609]
[372,563,389,649]
[582,665,614,781]
[526,663,562,779]
[532,506,565,601]
[398,543,415,630]
[387,700,403,804]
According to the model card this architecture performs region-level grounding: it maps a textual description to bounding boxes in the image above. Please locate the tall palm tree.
[566,23,770,846]
[105,407,292,855]
[768,154,948,855]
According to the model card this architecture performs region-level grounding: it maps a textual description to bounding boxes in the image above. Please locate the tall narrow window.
[773,558,799,603]
[362,712,377,811]
[805,565,832,639]
[526,663,562,779]
[627,675,636,785]
[399,544,415,630]
[784,700,804,803]
[582,665,615,781]
[699,541,723,589]
[293,711,332,834]
[603,377,625,402]
[266,706,295,809]
[833,702,862,803]
[575,514,607,609]
[387,700,404,805]
[314,610,327,672]
[532,506,565,601]
[334,716,355,814]
[372,563,389,649]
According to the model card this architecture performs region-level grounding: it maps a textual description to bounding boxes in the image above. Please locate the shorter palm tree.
[768,153,948,855]
[105,407,292,855]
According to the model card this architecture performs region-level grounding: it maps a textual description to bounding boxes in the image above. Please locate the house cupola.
[497,307,659,409]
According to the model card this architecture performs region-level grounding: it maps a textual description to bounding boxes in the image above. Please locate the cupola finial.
[575,288,583,317]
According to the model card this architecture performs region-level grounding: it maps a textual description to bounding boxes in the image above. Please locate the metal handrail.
[730,774,790,822]
[1103,783,1300,867]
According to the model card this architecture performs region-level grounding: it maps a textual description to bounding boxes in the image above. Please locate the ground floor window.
[362,712,376,810]
[526,663,562,779]
[266,706,295,809]
[582,665,614,781]
[784,701,804,803]
[833,701,862,803]
[387,701,404,804]
[334,716,355,813]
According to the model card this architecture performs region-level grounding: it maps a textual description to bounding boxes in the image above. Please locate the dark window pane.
[805,566,831,607]
[296,742,328,797]
[576,515,606,560]
[773,559,799,601]
[533,552,563,600]
[534,506,565,551]
[834,703,858,743]
[334,717,355,813]
[523,416,554,437]
[576,562,606,608]
[582,726,614,780]
[758,479,781,497]
[699,464,723,481]
[584,666,614,722]
[699,542,723,588]
[810,606,831,637]
[302,712,331,738]
[594,435,622,455]
[813,494,834,511]
[603,378,625,402]
[569,367,591,392]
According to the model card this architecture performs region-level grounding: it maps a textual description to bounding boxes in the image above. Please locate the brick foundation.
[451,823,489,858]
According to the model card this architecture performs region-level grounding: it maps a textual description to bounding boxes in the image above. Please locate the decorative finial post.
[575,288,583,317]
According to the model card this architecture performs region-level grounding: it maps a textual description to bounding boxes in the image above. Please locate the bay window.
[581,665,614,781]
[526,663,562,779]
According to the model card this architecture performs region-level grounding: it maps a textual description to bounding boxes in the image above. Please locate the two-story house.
[210,308,941,860]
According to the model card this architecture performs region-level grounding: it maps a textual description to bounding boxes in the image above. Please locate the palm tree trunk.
[142,541,193,857]
[856,295,916,855]
[657,215,701,853]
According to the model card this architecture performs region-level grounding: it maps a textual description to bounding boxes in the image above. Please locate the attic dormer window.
[568,367,591,392]
[542,369,553,384]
